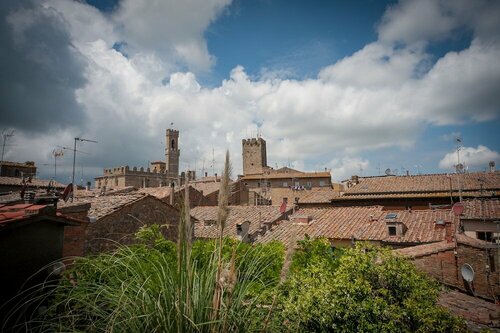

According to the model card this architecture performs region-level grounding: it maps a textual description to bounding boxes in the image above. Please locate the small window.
[385,213,398,220]
[171,139,175,149]
[388,226,397,236]
[204,220,216,227]
[294,181,300,187]
[257,182,260,188]
[477,231,493,242]
[319,180,325,187]
[114,178,118,186]
[283,182,288,187]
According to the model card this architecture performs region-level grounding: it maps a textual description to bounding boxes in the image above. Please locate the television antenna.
[455,136,463,202]
[0,129,15,175]
[52,149,64,181]
[71,137,98,201]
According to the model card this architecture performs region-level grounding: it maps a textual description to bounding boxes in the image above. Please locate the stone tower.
[165,128,180,177]
[242,137,267,176]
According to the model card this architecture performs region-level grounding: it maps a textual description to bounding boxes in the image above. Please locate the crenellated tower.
[242,137,267,176]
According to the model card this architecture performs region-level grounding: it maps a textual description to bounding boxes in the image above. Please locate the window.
[171,139,175,149]
[114,178,118,186]
[204,220,216,227]
[283,182,288,187]
[385,213,398,220]
[294,181,300,187]
[319,180,325,187]
[388,226,397,236]
[306,181,312,189]
[477,231,493,242]
[257,182,260,188]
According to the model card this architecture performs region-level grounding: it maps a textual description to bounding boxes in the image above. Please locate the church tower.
[242,137,267,176]
[165,128,180,177]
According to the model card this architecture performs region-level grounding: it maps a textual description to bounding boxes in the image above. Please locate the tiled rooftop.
[241,171,331,180]
[192,205,289,239]
[0,203,80,228]
[58,193,149,219]
[461,199,500,219]
[343,172,499,195]
[256,206,456,246]
[439,290,500,331]
[191,181,221,196]
[0,176,66,189]
[256,187,340,204]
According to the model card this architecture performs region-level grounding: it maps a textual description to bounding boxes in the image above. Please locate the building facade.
[95,128,181,190]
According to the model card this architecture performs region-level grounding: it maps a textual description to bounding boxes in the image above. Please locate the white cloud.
[329,157,370,182]
[438,145,500,170]
[1,0,499,183]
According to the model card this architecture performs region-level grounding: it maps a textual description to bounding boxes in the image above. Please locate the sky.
[0,0,499,185]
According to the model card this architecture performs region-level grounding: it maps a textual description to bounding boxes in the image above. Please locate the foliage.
[275,240,467,333]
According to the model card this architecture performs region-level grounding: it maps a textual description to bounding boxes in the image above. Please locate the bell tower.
[165,128,180,177]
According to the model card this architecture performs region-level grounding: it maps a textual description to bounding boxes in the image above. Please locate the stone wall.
[84,196,180,255]
[410,241,499,301]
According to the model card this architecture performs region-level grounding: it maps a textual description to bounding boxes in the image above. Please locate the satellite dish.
[461,263,475,283]
[385,168,391,175]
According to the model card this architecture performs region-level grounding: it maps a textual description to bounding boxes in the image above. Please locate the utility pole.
[71,137,97,201]
[0,129,14,176]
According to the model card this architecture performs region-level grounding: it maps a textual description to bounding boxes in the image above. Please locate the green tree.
[276,240,466,333]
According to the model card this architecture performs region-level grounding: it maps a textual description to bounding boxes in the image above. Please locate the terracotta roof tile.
[241,171,331,180]
[58,193,148,219]
[256,206,456,246]
[343,172,499,196]
[461,199,500,219]
[192,205,289,239]
[257,187,340,204]
[0,176,66,189]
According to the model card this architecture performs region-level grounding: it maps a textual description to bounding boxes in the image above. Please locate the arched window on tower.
[171,139,175,150]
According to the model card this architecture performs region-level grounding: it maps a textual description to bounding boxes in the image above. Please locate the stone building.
[95,128,181,190]
[58,193,180,255]
[397,234,499,302]
[0,160,36,178]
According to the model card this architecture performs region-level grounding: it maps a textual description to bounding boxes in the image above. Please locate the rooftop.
[58,193,150,219]
[0,176,66,189]
[256,206,456,246]
[254,187,340,204]
[0,203,81,229]
[343,172,499,196]
[461,198,500,220]
[241,171,331,180]
[192,205,290,239]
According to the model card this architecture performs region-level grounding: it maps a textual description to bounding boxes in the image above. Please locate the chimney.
[489,161,496,173]
[351,175,359,185]
[215,173,218,181]
[205,172,208,178]
[24,191,35,204]
[406,170,409,176]
[236,221,250,243]
[169,182,175,206]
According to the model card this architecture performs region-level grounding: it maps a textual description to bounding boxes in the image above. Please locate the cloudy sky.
[1,0,499,184]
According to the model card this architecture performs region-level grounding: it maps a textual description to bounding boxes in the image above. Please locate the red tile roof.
[192,205,290,239]
[256,206,456,246]
[241,171,331,180]
[58,193,151,219]
[0,203,80,228]
[0,176,66,189]
[342,172,499,197]
[255,187,340,204]
[461,199,500,220]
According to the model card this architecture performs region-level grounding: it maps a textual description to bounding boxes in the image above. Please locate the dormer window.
[204,220,216,227]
